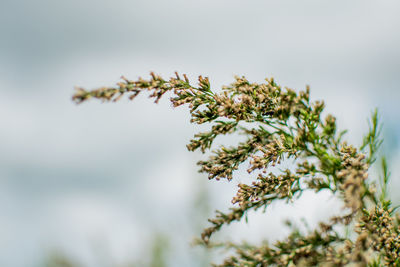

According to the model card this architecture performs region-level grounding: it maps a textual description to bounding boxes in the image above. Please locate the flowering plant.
[73,73,399,266]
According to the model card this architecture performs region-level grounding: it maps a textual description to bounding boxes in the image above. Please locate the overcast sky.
[1,0,399,266]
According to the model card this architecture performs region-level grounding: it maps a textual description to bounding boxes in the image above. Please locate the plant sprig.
[73,73,399,266]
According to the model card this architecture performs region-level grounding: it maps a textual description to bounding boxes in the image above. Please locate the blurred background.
[1,0,399,266]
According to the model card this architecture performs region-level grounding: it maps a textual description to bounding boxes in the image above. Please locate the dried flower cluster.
[73,73,399,266]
